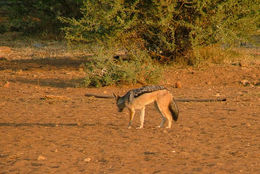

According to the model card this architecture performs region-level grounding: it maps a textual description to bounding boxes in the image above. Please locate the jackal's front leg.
[137,107,145,129]
[128,109,135,129]
[158,116,166,128]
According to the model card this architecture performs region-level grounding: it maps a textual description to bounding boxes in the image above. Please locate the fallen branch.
[174,98,226,102]
[85,94,114,98]
[85,93,226,102]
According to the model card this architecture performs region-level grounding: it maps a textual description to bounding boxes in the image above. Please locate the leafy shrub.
[82,48,162,87]
[60,0,259,61]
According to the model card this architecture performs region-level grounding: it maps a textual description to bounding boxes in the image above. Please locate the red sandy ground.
[0,54,259,173]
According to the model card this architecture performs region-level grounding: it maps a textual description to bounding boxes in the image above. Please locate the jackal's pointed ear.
[112,93,119,100]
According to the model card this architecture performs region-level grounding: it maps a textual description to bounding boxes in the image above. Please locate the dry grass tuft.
[174,44,259,68]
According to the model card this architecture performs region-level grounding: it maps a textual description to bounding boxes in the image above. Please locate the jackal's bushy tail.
[169,99,179,121]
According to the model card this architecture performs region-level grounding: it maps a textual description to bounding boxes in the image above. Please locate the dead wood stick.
[174,98,226,102]
[85,93,226,102]
[85,93,114,98]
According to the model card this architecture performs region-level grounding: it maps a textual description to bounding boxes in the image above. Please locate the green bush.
[59,0,259,86]
[60,0,259,60]
[82,48,162,87]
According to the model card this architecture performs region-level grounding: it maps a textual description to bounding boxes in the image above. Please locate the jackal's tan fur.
[113,86,179,129]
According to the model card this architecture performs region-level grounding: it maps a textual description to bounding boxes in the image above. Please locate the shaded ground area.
[0,47,260,173]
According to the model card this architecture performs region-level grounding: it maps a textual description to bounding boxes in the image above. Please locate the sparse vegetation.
[174,44,259,67]
[1,0,259,87]
[82,48,162,87]
[60,0,259,60]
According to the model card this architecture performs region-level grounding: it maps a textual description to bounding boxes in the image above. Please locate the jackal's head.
[113,93,126,112]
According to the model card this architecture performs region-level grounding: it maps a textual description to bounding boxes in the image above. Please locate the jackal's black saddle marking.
[126,85,166,98]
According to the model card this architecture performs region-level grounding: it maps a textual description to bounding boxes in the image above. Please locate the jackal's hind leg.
[136,107,145,129]
[155,100,172,128]
[160,107,172,128]
[165,110,173,128]
[154,102,166,128]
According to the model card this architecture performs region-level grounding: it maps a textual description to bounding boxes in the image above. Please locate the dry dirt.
[0,46,260,174]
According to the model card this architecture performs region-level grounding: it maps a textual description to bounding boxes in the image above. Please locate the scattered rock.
[16,69,23,75]
[239,61,249,67]
[175,81,182,88]
[3,81,10,88]
[37,155,46,161]
[84,158,91,162]
[206,81,212,85]
[215,93,221,97]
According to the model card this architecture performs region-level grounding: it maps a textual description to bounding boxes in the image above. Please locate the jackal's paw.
[127,126,132,129]
[165,126,171,129]
[157,125,163,128]
[136,126,143,129]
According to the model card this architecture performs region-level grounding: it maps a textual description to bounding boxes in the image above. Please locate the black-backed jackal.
[113,86,179,129]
